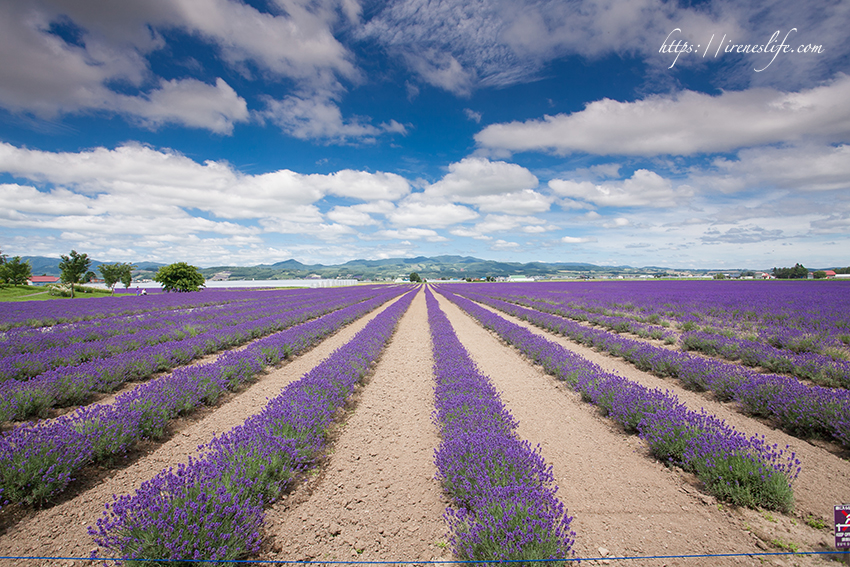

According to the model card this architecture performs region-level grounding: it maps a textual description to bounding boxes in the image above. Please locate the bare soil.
[1,286,847,567]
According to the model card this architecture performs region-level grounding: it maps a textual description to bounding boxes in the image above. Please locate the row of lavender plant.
[448,286,850,451]
[0,287,390,421]
[0,288,260,331]
[0,290,335,381]
[0,287,324,358]
[434,287,801,512]
[477,283,850,380]
[679,330,850,388]
[488,288,678,343]
[479,285,850,387]
[88,289,417,564]
[0,286,411,509]
[426,288,575,563]
[492,281,850,354]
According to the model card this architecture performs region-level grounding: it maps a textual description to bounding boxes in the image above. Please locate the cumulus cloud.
[561,236,596,243]
[549,169,691,208]
[387,198,479,228]
[326,205,381,226]
[117,77,249,134]
[476,74,850,156]
[429,157,538,197]
[0,142,411,227]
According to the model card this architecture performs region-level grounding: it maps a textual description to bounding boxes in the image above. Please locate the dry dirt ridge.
[0,287,847,567]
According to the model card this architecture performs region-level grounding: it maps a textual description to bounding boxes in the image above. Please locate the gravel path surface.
[260,288,452,563]
[0,295,400,566]
[432,289,839,566]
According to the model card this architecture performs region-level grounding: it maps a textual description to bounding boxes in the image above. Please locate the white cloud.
[259,94,407,142]
[561,236,596,243]
[449,227,492,240]
[176,0,358,83]
[404,51,475,96]
[476,74,850,156]
[457,190,553,214]
[117,77,249,134]
[0,0,366,135]
[705,143,850,193]
[464,108,482,123]
[388,199,479,228]
[362,0,748,93]
[326,206,380,226]
[490,239,520,251]
[603,217,630,228]
[549,169,691,208]
[0,143,409,221]
[427,157,538,198]
[472,214,547,235]
[369,228,448,242]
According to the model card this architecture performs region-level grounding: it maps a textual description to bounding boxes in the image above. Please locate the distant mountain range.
[21,254,755,281]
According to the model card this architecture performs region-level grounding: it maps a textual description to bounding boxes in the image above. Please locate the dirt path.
[432,290,837,566]
[0,295,402,566]
[259,288,453,563]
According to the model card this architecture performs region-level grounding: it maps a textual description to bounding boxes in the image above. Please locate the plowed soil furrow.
[259,288,452,563]
[465,297,850,517]
[0,296,401,566]
[432,290,837,566]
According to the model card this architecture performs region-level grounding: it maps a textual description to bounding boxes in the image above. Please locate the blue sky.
[0,0,848,269]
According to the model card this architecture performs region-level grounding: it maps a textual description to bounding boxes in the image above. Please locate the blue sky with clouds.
[0,0,848,269]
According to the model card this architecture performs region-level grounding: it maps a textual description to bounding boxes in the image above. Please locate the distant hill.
[18,254,813,282]
[198,256,685,281]
[21,257,165,277]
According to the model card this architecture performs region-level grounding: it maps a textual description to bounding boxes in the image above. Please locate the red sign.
[837,505,850,549]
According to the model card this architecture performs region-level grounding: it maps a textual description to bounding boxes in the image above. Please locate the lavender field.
[0,281,848,565]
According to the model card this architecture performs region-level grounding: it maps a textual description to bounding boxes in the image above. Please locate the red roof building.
[28,275,60,285]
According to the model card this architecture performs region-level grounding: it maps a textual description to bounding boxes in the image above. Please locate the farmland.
[0,281,849,566]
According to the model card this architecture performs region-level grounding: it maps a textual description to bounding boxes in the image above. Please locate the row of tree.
[2,248,206,296]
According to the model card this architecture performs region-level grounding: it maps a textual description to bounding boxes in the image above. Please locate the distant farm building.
[28,275,60,286]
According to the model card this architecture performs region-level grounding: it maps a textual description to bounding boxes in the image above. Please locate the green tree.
[99,262,136,294]
[813,270,827,279]
[409,272,422,283]
[772,263,808,279]
[154,262,205,292]
[713,273,727,280]
[59,250,92,298]
[0,256,32,285]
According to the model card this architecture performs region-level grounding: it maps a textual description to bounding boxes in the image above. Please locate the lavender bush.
[89,289,416,564]
[426,288,575,564]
